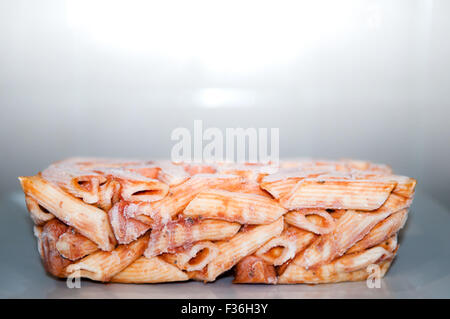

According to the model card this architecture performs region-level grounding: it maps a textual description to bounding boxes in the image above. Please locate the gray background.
[1,0,449,209]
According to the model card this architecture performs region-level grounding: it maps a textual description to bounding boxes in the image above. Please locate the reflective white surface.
[0,0,449,207]
[1,191,449,298]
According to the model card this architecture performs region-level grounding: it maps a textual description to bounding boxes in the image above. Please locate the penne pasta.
[347,209,408,254]
[126,165,160,179]
[352,173,417,198]
[280,179,397,211]
[294,160,348,172]
[98,168,169,203]
[33,225,43,257]
[279,160,303,169]
[111,256,189,283]
[333,235,397,273]
[108,201,152,244]
[255,225,316,266]
[145,219,241,257]
[25,195,54,225]
[293,194,409,269]
[260,177,301,199]
[56,230,99,261]
[284,209,335,234]
[278,238,396,284]
[216,163,270,181]
[193,217,284,282]
[183,163,217,175]
[19,175,116,251]
[124,174,244,224]
[97,180,120,211]
[260,168,357,200]
[233,255,277,284]
[120,178,168,203]
[343,159,392,174]
[20,157,416,285]
[259,168,327,200]
[156,161,190,186]
[162,241,219,272]
[234,181,273,197]
[384,176,416,198]
[42,164,106,204]
[65,234,149,282]
[38,219,72,277]
[279,260,392,284]
[184,189,286,224]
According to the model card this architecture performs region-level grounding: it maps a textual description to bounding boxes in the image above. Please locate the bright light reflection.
[195,88,256,108]
[66,0,360,74]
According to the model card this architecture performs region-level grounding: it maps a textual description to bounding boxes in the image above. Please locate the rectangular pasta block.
[19,158,416,284]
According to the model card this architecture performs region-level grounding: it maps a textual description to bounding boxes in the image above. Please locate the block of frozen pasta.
[19,158,415,284]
